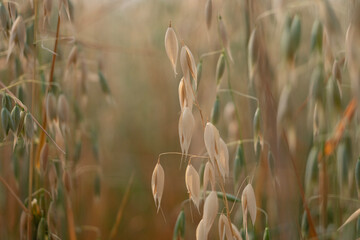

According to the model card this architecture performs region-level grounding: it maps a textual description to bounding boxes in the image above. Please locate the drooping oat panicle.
[218,15,233,62]
[219,138,229,180]
[203,191,218,236]
[178,107,195,156]
[203,161,215,197]
[7,16,26,62]
[165,22,179,76]
[185,164,201,210]
[242,184,257,229]
[196,219,206,240]
[204,122,221,168]
[218,213,232,240]
[178,77,193,111]
[205,0,212,30]
[151,163,165,213]
[180,45,197,89]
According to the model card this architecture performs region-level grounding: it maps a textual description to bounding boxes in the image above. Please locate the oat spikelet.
[218,213,232,240]
[203,161,215,197]
[204,122,221,169]
[180,45,197,89]
[178,107,195,156]
[205,0,212,30]
[231,223,243,240]
[178,77,193,111]
[7,16,26,62]
[151,163,165,213]
[196,219,206,240]
[185,164,201,210]
[242,183,257,238]
[218,15,233,62]
[219,138,229,180]
[165,22,178,76]
[203,191,218,236]
[338,208,360,231]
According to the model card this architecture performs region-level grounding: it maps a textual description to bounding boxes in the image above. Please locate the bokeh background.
[1,0,359,239]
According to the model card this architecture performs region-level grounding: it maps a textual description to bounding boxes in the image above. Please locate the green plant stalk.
[28,0,39,238]
[35,13,61,170]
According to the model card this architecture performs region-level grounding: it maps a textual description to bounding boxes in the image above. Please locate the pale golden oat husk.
[165,23,179,76]
[151,163,165,213]
[185,164,201,210]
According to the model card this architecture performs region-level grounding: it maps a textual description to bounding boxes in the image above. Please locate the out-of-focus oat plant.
[0,0,114,239]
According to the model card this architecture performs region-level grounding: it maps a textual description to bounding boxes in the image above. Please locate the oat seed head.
[204,122,221,168]
[178,107,195,156]
[165,24,179,76]
[242,183,257,226]
[180,46,197,89]
[185,164,201,210]
[203,161,215,197]
[219,138,229,180]
[151,163,165,213]
[202,191,218,236]
[218,213,232,240]
[196,219,206,240]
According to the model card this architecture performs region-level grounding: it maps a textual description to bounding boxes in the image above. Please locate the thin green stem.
[217,88,259,107]
[0,176,29,214]
[199,49,223,60]
[224,52,243,139]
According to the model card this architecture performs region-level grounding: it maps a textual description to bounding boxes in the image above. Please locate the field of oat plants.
[0,0,360,239]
